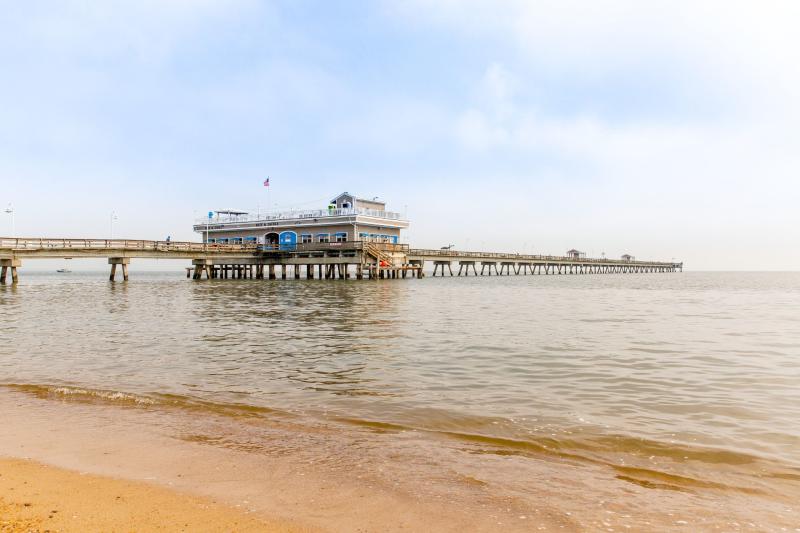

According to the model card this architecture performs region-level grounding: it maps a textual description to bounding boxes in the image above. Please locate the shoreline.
[2,387,799,531]
[0,388,558,532]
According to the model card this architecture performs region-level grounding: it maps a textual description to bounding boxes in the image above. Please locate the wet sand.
[0,458,298,532]
[2,387,799,532]
[0,388,561,532]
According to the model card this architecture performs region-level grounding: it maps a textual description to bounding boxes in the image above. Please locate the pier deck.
[0,237,682,283]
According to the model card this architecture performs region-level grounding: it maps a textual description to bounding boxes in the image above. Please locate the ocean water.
[2,270,800,505]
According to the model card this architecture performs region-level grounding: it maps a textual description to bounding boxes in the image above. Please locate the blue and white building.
[193,192,409,249]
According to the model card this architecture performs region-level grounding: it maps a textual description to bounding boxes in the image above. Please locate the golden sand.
[0,458,304,533]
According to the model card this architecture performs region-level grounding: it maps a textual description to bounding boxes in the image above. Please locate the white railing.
[0,237,258,253]
[194,207,405,226]
[408,249,682,266]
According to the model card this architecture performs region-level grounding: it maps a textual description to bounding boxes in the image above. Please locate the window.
[359,232,368,240]
[335,232,348,243]
[218,238,229,244]
[301,234,312,244]
[207,238,216,243]
[317,233,330,243]
[231,237,243,244]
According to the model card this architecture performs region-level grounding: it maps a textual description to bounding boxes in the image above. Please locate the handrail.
[0,237,680,266]
[364,242,394,267]
[408,248,681,266]
[194,207,406,226]
[0,237,259,253]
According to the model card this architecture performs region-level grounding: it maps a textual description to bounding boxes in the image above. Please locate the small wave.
[334,414,792,495]
[1,383,288,420]
[5,383,159,406]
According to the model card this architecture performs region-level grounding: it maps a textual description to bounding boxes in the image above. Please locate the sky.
[1,0,799,270]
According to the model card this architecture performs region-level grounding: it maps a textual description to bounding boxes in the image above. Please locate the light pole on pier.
[110,211,118,240]
[3,204,13,237]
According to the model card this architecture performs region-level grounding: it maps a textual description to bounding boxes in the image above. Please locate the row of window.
[206,233,398,244]
[360,233,398,244]
[207,237,258,244]
[301,232,348,244]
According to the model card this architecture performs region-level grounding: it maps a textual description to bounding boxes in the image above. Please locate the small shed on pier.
[621,254,635,262]
[566,249,585,259]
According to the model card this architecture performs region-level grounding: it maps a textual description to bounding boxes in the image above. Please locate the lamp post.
[3,204,13,237]
[110,211,118,240]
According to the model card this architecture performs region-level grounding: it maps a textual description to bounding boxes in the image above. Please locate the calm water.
[2,271,800,483]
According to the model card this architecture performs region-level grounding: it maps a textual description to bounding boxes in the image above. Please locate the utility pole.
[3,204,13,237]
[110,211,118,240]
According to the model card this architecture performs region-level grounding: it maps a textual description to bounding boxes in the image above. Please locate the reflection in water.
[2,271,800,499]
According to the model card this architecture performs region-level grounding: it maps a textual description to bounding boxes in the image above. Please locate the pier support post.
[191,259,212,281]
[407,260,423,277]
[0,258,21,284]
[481,262,497,276]
[109,257,131,282]
[433,261,452,277]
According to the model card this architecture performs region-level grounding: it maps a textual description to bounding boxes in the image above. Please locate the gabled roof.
[330,192,355,203]
[566,249,582,254]
[330,192,385,206]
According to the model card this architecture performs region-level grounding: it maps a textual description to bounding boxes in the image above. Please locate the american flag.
[263,178,270,187]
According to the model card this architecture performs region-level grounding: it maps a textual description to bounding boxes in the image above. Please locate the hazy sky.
[2,1,799,270]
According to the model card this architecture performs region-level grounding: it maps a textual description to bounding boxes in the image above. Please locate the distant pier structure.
[0,192,682,283]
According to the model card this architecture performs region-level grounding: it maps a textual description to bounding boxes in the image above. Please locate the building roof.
[566,249,582,254]
[330,192,354,203]
[330,192,385,206]
[214,209,249,215]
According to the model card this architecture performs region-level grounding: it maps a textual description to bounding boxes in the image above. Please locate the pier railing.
[0,237,259,253]
[194,207,406,227]
[1,237,679,268]
[409,248,680,266]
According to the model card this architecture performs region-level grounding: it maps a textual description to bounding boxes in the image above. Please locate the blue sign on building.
[279,231,297,250]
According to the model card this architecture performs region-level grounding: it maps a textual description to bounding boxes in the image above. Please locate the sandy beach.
[2,384,799,532]
[0,387,566,532]
[0,458,299,533]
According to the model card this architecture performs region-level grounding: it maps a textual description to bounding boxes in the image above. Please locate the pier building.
[193,193,408,249]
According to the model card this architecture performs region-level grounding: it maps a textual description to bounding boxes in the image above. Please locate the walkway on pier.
[407,249,682,276]
[0,237,681,283]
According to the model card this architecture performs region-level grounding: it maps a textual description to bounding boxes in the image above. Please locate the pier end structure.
[193,192,409,251]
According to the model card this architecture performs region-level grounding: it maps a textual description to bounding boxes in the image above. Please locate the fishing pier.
[0,191,684,284]
[0,238,682,284]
